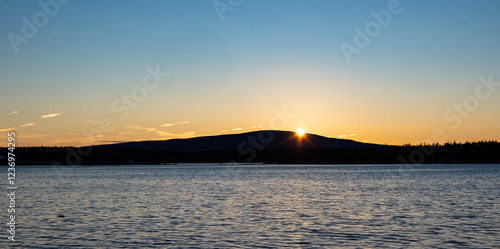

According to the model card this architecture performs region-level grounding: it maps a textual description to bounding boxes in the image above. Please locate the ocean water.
[1,164,499,248]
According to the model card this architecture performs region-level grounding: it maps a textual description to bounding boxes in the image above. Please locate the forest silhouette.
[3,140,499,165]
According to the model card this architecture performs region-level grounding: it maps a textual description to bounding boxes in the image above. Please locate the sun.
[296,128,305,137]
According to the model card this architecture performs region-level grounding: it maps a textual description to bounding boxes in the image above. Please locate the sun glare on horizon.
[296,128,305,137]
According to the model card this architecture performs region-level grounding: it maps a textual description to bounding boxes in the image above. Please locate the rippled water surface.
[2,164,500,248]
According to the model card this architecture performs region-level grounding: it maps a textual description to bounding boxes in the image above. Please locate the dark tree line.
[2,141,500,165]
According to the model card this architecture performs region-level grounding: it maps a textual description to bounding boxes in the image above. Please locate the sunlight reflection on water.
[2,164,499,248]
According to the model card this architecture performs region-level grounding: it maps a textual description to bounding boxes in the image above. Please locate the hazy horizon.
[2,0,500,147]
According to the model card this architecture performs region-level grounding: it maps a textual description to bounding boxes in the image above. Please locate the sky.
[1,0,500,147]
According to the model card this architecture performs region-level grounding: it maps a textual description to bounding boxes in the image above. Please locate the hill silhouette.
[97,130,377,151]
[2,131,499,165]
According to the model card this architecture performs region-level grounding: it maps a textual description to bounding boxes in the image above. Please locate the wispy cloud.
[156,130,195,138]
[126,124,194,138]
[181,131,196,137]
[0,127,16,132]
[1,122,35,132]
[159,121,190,127]
[41,111,66,119]
[19,123,35,128]
[95,141,126,144]
[232,128,243,131]
[8,111,18,115]
[156,130,170,136]
[87,120,100,124]
[339,134,356,138]
[125,125,144,130]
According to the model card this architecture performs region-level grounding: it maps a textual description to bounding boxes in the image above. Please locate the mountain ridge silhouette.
[96,130,378,151]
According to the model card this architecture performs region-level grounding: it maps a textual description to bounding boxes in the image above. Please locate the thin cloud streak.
[19,123,35,127]
[156,130,196,138]
[125,125,144,130]
[41,111,66,119]
[87,120,100,124]
[160,123,175,127]
[0,127,16,132]
[0,122,35,132]
[160,121,190,127]
[95,141,127,144]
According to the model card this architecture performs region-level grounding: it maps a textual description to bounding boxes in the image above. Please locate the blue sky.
[1,0,500,146]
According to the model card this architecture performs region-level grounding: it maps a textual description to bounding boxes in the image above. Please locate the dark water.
[1,164,499,248]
